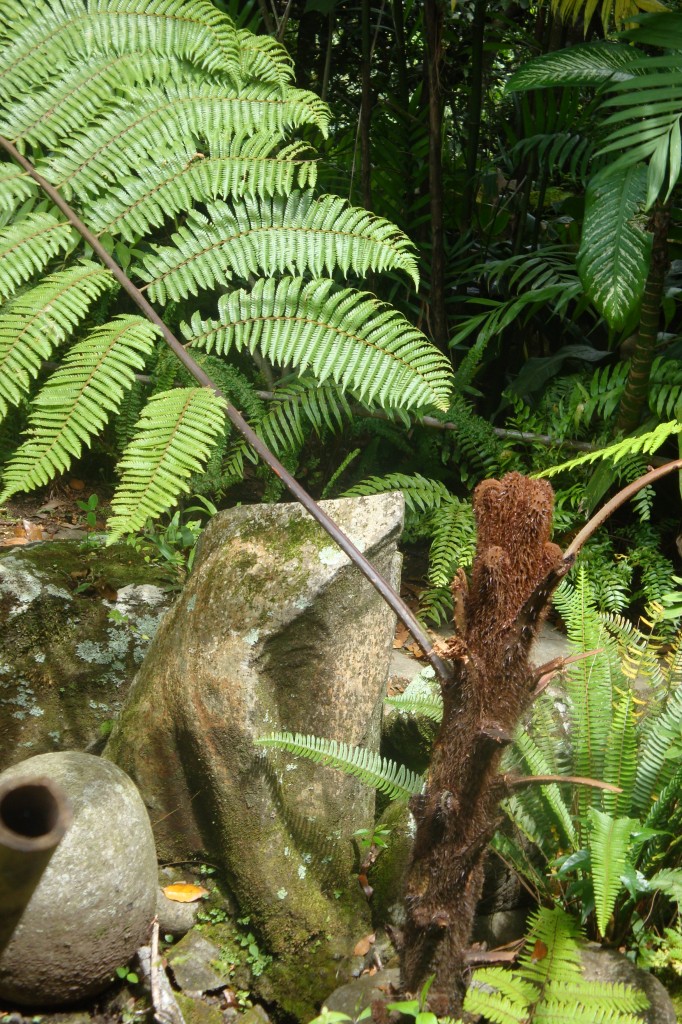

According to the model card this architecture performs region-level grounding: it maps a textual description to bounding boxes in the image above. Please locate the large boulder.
[105,494,403,1019]
[0,540,174,770]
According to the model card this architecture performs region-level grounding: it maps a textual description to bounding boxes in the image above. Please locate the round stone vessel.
[0,751,157,1006]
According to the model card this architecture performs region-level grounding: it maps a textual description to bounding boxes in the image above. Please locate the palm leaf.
[183,277,449,412]
[0,260,115,420]
[506,43,637,92]
[141,193,419,302]
[588,808,637,937]
[255,731,423,801]
[577,165,651,330]
[107,386,226,540]
[0,212,74,302]
[0,316,158,501]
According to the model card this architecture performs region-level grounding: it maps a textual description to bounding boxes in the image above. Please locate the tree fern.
[255,732,423,802]
[0,260,115,420]
[0,315,158,501]
[107,386,227,541]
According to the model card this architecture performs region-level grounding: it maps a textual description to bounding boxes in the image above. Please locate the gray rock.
[156,887,200,937]
[0,751,157,1007]
[105,494,404,1020]
[324,968,400,1018]
[166,931,231,995]
[581,946,676,1024]
[0,541,174,770]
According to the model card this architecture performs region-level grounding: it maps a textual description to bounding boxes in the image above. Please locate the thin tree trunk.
[360,0,373,210]
[398,473,570,1016]
[423,0,448,349]
[461,0,486,231]
[615,203,670,435]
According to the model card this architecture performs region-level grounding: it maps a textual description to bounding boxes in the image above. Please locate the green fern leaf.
[577,166,651,330]
[255,731,423,801]
[632,683,682,814]
[536,419,682,477]
[107,386,226,540]
[588,807,637,937]
[0,212,74,302]
[342,472,451,512]
[88,140,317,241]
[237,28,294,85]
[0,0,241,107]
[0,315,157,502]
[51,82,328,197]
[0,260,115,420]
[0,163,38,212]
[602,686,638,817]
[426,496,476,587]
[183,278,450,412]
[512,731,578,849]
[141,193,419,302]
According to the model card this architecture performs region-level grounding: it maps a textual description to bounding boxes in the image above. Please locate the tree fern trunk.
[461,0,486,231]
[423,0,448,350]
[398,473,569,1017]
[615,203,670,435]
[360,0,373,211]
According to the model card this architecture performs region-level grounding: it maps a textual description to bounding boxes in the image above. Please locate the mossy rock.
[0,539,174,769]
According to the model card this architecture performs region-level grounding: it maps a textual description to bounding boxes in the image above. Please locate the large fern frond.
[602,687,638,817]
[0,0,242,106]
[0,260,115,420]
[0,212,74,302]
[183,278,449,411]
[537,419,682,477]
[0,315,158,501]
[88,140,318,241]
[140,193,419,302]
[106,386,227,541]
[49,82,328,199]
[341,472,451,512]
[632,682,682,814]
[255,731,424,801]
[512,730,578,849]
[0,163,39,213]
[425,496,476,587]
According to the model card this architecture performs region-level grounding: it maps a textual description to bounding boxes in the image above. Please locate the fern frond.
[512,730,578,849]
[51,83,329,197]
[237,28,294,85]
[0,52,176,149]
[0,315,158,501]
[0,163,38,213]
[141,192,419,302]
[384,680,444,722]
[588,808,637,937]
[255,731,423,801]
[342,472,451,512]
[258,379,352,452]
[183,278,450,411]
[88,140,318,241]
[537,419,682,477]
[0,260,115,420]
[632,682,682,814]
[0,0,241,106]
[425,496,476,587]
[0,212,74,302]
[602,687,638,817]
[107,386,226,541]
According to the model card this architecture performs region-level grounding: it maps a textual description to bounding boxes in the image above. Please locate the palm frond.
[255,731,424,801]
[0,260,115,420]
[0,212,74,302]
[141,193,419,302]
[506,43,637,92]
[107,386,227,541]
[577,165,651,330]
[0,315,158,501]
[183,277,449,412]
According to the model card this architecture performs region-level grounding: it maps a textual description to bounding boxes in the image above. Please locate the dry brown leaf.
[69,478,85,491]
[393,623,409,649]
[162,882,209,903]
[531,939,548,963]
[353,933,376,957]
[0,537,28,547]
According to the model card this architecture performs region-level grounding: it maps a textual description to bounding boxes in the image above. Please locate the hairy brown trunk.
[398,473,570,1016]
[423,0,448,349]
[615,203,670,435]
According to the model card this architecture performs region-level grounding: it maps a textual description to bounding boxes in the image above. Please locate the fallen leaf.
[0,537,28,547]
[69,478,85,491]
[353,933,376,957]
[393,623,409,649]
[531,939,548,963]
[162,882,209,903]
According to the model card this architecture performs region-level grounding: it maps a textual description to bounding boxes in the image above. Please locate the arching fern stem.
[0,135,454,688]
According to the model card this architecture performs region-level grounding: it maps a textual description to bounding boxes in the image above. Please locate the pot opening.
[0,782,61,839]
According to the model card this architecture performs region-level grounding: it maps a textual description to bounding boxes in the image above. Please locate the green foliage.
[0,0,451,536]
[255,731,423,802]
[465,906,649,1023]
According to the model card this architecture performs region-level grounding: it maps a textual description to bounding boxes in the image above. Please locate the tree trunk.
[360,0,373,211]
[398,473,570,1016]
[615,203,670,435]
[461,0,486,231]
[423,0,448,350]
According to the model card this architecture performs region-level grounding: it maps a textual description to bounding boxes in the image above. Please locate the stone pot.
[0,751,157,1007]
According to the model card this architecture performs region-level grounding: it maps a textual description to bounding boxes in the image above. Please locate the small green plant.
[76,492,99,529]
[115,964,139,985]
[352,824,392,856]
[235,915,272,977]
